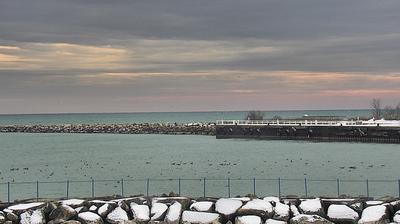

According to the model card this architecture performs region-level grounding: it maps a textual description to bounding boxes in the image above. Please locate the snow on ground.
[8,202,44,211]
[359,205,388,223]
[241,199,273,212]
[20,210,45,224]
[215,198,243,215]
[327,204,359,220]
[299,198,322,213]
[165,201,182,223]
[190,201,214,212]
[150,202,169,220]
[182,211,220,224]
[130,203,150,221]
[236,215,262,224]
[106,207,128,223]
[265,219,287,224]
[61,199,85,206]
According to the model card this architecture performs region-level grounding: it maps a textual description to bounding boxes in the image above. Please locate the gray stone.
[77,212,104,224]
[49,205,77,221]
[5,212,18,223]
[289,214,333,224]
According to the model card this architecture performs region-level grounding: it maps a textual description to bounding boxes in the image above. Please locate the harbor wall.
[216,125,400,143]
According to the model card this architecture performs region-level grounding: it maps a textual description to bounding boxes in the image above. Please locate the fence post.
[366,179,369,197]
[36,181,39,201]
[203,178,206,198]
[91,179,95,198]
[336,178,340,197]
[398,179,400,198]
[146,178,150,197]
[66,180,69,199]
[121,179,124,197]
[278,178,281,198]
[304,178,308,197]
[178,178,181,196]
[7,182,10,203]
[253,178,256,196]
[227,178,231,198]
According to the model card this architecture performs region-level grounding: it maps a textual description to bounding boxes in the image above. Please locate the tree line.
[371,98,400,120]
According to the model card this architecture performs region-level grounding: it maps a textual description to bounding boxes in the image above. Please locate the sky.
[0,0,400,114]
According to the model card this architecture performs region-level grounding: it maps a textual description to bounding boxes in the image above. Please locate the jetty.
[216,119,400,143]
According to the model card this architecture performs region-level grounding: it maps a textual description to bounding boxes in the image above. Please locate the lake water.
[0,110,398,200]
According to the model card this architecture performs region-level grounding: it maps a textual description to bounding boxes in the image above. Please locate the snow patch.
[8,202,44,211]
[265,219,286,224]
[236,215,262,224]
[78,212,102,223]
[130,203,150,221]
[215,198,243,215]
[327,204,359,220]
[273,202,289,220]
[359,205,388,223]
[165,201,182,223]
[241,199,273,213]
[20,210,45,224]
[299,198,322,213]
[151,202,168,220]
[106,207,128,223]
[61,199,85,206]
[182,211,220,224]
[290,205,300,217]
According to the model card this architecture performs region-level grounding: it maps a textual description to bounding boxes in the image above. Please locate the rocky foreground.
[0,123,215,135]
[1,195,400,224]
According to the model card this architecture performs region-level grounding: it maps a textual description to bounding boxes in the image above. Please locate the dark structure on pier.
[216,124,400,143]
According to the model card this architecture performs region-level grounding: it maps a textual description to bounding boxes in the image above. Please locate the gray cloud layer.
[1,0,400,113]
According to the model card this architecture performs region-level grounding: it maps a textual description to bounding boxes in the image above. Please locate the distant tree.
[370,98,382,119]
[272,115,282,120]
[245,111,265,120]
[383,105,395,120]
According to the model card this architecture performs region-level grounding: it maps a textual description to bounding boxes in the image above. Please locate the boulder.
[349,202,364,216]
[215,198,243,220]
[7,202,44,215]
[390,200,400,213]
[290,205,300,217]
[265,219,287,224]
[49,205,77,221]
[181,211,221,224]
[358,205,389,224]
[237,199,274,219]
[130,203,150,223]
[326,204,359,224]
[20,209,46,224]
[234,215,262,224]
[89,206,97,212]
[5,212,19,223]
[150,203,169,221]
[393,210,400,223]
[289,214,333,224]
[298,199,325,217]
[164,202,182,224]
[97,203,117,218]
[77,212,104,224]
[190,202,214,212]
[273,203,290,222]
[106,207,129,224]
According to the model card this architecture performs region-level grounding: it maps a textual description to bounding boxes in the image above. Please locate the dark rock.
[237,199,274,219]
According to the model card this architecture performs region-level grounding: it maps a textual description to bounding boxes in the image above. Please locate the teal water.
[0,132,398,200]
[0,110,371,125]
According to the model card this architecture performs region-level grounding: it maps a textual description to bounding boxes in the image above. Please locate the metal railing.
[1,177,400,202]
[216,120,400,127]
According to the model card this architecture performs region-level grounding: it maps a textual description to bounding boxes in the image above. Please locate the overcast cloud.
[1,0,400,113]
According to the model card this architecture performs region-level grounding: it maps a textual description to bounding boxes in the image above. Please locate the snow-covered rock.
[98,203,116,218]
[0,212,5,224]
[264,197,280,206]
[290,214,333,224]
[235,215,262,224]
[358,205,389,224]
[5,211,19,223]
[61,199,86,208]
[49,205,77,222]
[366,201,384,207]
[393,210,400,223]
[190,201,214,212]
[151,203,169,221]
[238,199,274,218]
[181,211,221,224]
[78,212,104,224]
[106,207,129,224]
[298,199,325,216]
[131,203,150,222]
[8,202,44,214]
[215,198,243,216]
[20,209,46,224]
[273,202,290,221]
[89,206,97,212]
[165,201,182,224]
[265,219,287,224]
[327,204,359,224]
[290,205,300,217]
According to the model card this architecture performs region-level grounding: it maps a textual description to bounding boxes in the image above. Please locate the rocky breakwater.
[0,123,215,135]
[2,195,400,224]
